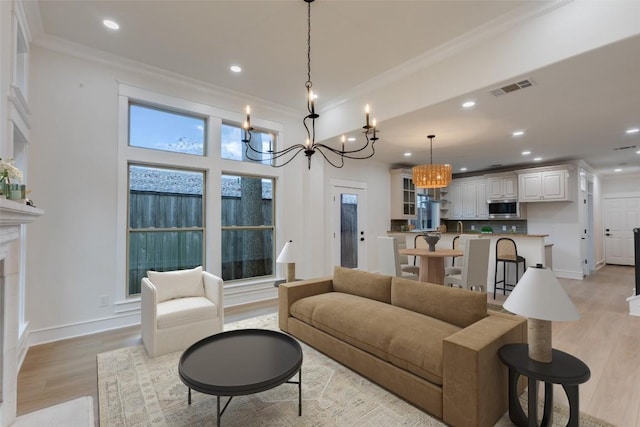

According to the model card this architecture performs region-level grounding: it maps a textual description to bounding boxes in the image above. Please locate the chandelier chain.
[306,0,312,88]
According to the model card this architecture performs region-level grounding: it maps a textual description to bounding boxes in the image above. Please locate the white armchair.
[141,266,224,357]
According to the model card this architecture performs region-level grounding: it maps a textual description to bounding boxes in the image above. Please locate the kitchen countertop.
[389,231,548,238]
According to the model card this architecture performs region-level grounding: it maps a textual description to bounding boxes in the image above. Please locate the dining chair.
[444,238,491,291]
[387,233,420,276]
[377,236,418,279]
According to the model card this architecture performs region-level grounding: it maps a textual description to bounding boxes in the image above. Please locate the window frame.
[126,163,207,296]
[220,173,276,282]
[116,84,285,309]
[128,102,208,156]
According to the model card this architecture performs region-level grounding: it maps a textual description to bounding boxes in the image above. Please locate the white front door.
[332,185,367,270]
[604,197,640,265]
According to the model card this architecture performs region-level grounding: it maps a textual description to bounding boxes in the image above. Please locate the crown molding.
[320,0,574,113]
[31,33,299,119]
[16,0,42,42]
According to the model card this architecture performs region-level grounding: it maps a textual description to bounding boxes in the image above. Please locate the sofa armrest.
[278,277,333,332]
[442,313,527,427]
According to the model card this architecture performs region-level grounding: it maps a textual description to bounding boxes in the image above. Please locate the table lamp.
[276,240,296,282]
[503,264,579,363]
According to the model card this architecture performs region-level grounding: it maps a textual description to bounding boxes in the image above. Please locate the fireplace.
[0,199,43,426]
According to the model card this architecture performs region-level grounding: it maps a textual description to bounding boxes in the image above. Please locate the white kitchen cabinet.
[518,169,569,202]
[447,178,488,219]
[476,180,489,218]
[487,175,518,200]
[448,181,463,219]
[390,169,416,219]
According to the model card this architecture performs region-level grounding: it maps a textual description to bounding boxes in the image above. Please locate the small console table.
[498,343,590,427]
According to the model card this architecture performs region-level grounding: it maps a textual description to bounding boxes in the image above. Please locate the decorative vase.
[422,232,441,252]
[5,183,24,201]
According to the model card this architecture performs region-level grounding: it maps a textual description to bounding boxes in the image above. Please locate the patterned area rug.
[98,313,612,427]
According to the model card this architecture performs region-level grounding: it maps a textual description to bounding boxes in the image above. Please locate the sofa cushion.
[290,292,460,385]
[391,277,487,328]
[156,296,218,329]
[332,266,392,303]
[148,266,204,302]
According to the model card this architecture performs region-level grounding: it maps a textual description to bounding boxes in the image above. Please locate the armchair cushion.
[156,296,219,330]
[147,266,204,302]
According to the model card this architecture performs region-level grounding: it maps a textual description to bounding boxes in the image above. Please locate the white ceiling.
[30,0,640,176]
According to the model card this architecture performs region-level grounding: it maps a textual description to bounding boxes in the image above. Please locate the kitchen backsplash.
[443,219,527,234]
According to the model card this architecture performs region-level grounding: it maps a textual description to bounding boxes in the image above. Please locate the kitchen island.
[390,231,550,293]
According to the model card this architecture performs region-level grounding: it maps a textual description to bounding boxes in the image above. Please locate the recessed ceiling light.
[512,130,525,137]
[230,65,242,73]
[347,137,356,142]
[533,157,542,161]
[614,168,623,172]
[626,128,639,134]
[102,19,119,30]
[522,151,531,155]
[460,167,468,171]
[462,101,475,108]
[403,152,412,157]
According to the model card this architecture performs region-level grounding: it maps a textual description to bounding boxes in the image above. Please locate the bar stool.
[494,238,526,299]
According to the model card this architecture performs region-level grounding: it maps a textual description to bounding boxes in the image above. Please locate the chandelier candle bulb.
[245,105,251,128]
[365,104,370,128]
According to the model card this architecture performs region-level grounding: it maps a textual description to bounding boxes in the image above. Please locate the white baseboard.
[627,294,640,317]
[27,312,140,346]
[552,269,584,280]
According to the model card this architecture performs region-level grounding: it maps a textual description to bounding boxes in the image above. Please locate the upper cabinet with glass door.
[390,169,416,219]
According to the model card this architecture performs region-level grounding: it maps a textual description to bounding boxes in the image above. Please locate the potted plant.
[481,226,493,234]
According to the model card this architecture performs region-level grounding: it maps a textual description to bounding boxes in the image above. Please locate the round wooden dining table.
[399,248,464,285]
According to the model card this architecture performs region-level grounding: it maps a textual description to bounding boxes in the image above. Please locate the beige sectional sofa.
[278,266,527,427]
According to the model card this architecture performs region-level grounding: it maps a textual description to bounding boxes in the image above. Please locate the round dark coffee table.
[178,329,303,425]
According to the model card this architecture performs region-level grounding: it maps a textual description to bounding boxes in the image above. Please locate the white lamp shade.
[503,265,580,321]
[276,240,296,263]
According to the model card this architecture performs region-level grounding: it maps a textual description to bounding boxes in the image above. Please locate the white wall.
[601,172,640,196]
[25,44,311,343]
[25,42,394,343]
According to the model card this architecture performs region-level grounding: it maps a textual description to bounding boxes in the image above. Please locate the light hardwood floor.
[18,265,640,426]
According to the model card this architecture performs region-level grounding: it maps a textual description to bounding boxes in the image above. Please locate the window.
[221,123,274,165]
[221,174,274,280]
[129,103,206,155]
[127,165,205,295]
[411,193,440,230]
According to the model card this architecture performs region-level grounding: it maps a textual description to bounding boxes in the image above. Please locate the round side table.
[498,343,590,427]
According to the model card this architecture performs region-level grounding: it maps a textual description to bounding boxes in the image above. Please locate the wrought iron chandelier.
[241,0,378,169]
[412,135,452,188]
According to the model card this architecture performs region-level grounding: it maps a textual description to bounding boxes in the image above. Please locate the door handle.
[360,237,365,242]
[605,234,611,236]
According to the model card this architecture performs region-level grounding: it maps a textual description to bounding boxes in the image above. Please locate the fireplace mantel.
[0,197,43,427]
[0,199,44,228]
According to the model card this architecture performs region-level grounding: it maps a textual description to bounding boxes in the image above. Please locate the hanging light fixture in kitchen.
[412,135,452,188]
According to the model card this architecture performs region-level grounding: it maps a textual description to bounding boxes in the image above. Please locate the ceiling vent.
[489,78,535,97]
[613,145,637,151]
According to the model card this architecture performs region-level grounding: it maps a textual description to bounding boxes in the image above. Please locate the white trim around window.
[115,83,285,307]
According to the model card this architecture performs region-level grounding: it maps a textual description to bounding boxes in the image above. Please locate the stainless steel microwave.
[487,200,520,218]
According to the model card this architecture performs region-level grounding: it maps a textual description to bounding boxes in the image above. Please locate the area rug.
[98,313,612,427]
